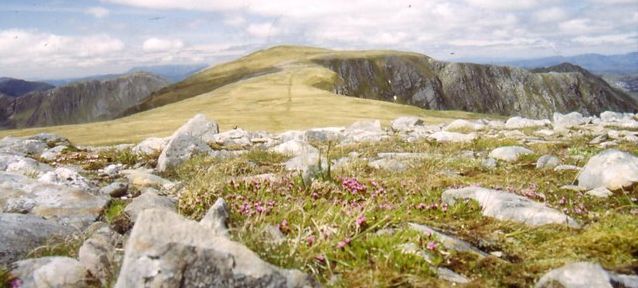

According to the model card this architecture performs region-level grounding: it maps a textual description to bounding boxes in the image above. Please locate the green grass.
[171,135,638,287]
[0,46,495,146]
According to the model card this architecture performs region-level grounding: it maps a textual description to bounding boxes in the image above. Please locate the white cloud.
[86,7,110,18]
[534,7,567,22]
[572,34,636,45]
[142,37,185,52]
[464,0,547,10]
[224,15,246,27]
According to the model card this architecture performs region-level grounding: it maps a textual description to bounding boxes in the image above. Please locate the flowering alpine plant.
[426,241,438,251]
[341,177,366,194]
[337,237,352,249]
[355,215,367,228]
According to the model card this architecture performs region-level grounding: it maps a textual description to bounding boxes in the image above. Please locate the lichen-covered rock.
[132,137,168,156]
[100,181,128,198]
[442,186,580,227]
[505,117,550,129]
[553,112,588,129]
[78,226,122,285]
[408,223,488,257]
[536,155,560,169]
[444,119,486,131]
[114,208,317,287]
[121,168,175,190]
[342,120,388,143]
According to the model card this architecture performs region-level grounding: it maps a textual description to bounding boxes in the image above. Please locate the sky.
[0,0,637,79]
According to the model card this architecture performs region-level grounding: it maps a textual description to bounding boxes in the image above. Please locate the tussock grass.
[173,136,638,286]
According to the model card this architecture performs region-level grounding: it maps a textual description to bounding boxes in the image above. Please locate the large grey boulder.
[124,191,176,221]
[37,167,92,190]
[536,262,638,288]
[157,114,219,172]
[272,140,318,157]
[100,181,128,198]
[578,149,638,191]
[391,117,424,133]
[0,214,75,264]
[505,116,550,129]
[304,127,345,143]
[0,154,52,176]
[442,186,580,228]
[11,256,92,288]
[114,208,316,287]
[489,146,533,162]
[0,172,107,223]
[553,112,588,129]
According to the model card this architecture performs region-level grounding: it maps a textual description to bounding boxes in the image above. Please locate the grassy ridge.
[0,47,492,145]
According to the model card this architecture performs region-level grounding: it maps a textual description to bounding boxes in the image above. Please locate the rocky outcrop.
[0,72,168,129]
[315,55,637,118]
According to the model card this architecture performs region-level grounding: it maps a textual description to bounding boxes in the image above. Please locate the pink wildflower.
[337,237,352,249]
[306,235,316,246]
[356,215,367,228]
[426,241,438,251]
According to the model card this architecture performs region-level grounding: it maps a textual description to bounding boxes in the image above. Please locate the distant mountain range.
[0,78,54,97]
[44,64,208,86]
[489,52,638,74]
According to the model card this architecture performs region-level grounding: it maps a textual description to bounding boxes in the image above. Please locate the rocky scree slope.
[127,46,637,119]
[0,72,169,129]
[1,111,638,287]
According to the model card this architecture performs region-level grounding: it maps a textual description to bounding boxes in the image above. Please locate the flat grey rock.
[124,191,176,221]
[11,256,91,288]
[0,214,75,264]
[489,146,533,162]
[442,186,580,228]
[536,155,560,169]
[536,262,638,288]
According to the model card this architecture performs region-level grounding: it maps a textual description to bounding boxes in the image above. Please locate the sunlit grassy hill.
[0,46,490,145]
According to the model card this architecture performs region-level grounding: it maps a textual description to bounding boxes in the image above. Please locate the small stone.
[536,155,560,169]
[11,257,93,288]
[100,182,129,198]
[124,191,176,221]
[578,149,638,191]
[489,146,533,162]
[482,158,498,169]
[586,187,613,198]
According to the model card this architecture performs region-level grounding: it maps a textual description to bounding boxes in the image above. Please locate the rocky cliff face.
[315,56,638,118]
[0,72,169,129]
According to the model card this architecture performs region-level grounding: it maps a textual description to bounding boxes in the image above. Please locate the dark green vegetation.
[172,135,638,287]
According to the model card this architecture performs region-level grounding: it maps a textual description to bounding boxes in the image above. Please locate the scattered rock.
[408,223,488,257]
[132,137,168,156]
[124,191,176,221]
[200,198,230,237]
[121,168,175,190]
[428,131,476,143]
[37,167,92,190]
[342,120,388,143]
[78,226,122,285]
[39,145,68,161]
[0,136,49,156]
[157,114,219,172]
[11,256,93,288]
[391,116,424,132]
[505,116,550,129]
[536,262,638,288]
[114,208,316,287]
[553,112,588,129]
[437,267,470,284]
[489,146,533,162]
[536,155,560,169]
[554,164,581,172]
[444,119,485,131]
[212,128,252,147]
[586,187,613,198]
[0,172,107,224]
[442,186,580,228]
[578,149,638,191]
[304,127,345,143]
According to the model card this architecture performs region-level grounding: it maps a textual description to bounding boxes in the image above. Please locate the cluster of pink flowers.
[426,241,438,251]
[355,215,367,228]
[415,202,448,212]
[238,200,276,216]
[520,184,546,201]
[336,237,352,249]
[341,177,366,194]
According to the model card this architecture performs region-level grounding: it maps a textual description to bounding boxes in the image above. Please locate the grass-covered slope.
[0,47,488,145]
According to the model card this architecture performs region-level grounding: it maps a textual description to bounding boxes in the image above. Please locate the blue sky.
[1,0,636,79]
